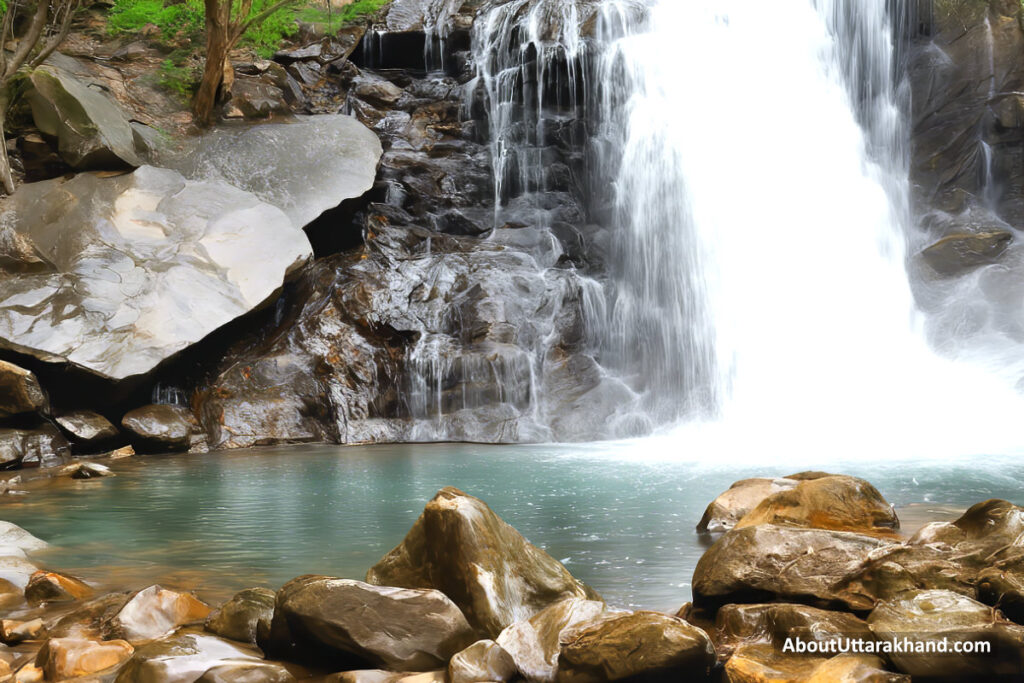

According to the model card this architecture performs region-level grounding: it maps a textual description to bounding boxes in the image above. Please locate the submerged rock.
[920,231,1013,276]
[121,405,193,452]
[367,487,601,637]
[0,166,311,381]
[27,63,141,170]
[555,611,716,682]
[264,576,476,671]
[0,361,49,419]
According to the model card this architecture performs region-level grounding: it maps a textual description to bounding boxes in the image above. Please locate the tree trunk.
[0,99,15,196]
[193,0,231,127]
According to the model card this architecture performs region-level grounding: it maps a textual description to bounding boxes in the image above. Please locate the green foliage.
[296,0,387,33]
[157,58,198,99]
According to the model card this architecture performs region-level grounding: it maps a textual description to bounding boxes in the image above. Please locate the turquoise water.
[2,442,1023,610]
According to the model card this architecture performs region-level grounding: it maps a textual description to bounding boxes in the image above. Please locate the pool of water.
[2,441,1022,611]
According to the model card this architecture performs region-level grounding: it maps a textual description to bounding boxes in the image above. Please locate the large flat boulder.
[264,576,476,671]
[367,487,601,637]
[27,64,141,170]
[0,166,312,381]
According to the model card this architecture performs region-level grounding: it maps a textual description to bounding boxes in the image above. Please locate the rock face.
[920,231,1014,276]
[692,525,891,610]
[27,64,141,170]
[0,361,48,418]
[265,576,476,671]
[555,611,716,683]
[868,589,1024,678]
[367,487,601,637]
[121,405,193,452]
[0,166,312,380]
[733,473,899,536]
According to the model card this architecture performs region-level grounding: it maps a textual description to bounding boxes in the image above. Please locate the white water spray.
[604,0,1024,460]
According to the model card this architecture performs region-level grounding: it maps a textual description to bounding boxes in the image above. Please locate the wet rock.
[555,611,716,682]
[36,637,133,679]
[692,525,891,611]
[204,587,274,645]
[0,166,312,381]
[920,231,1013,276]
[0,361,48,418]
[447,640,516,683]
[24,570,93,606]
[977,559,1024,623]
[734,474,899,536]
[26,63,141,169]
[0,521,48,555]
[1,618,44,644]
[13,663,43,682]
[48,592,133,640]
[0,425,70,470]
[115,631,261,683]
[54,410,119,448]
[0,556,42,590]
[352,76,405,108]
[724,645,906,683]
[196,661,297,682]
[107,585,212,643]
[121,405,193,452]
[368,487,601,637]
[698,477,800,533]
[495,598,608,682]
[16,132,68,184]
[714,603,875,659]
[264,576,476,671]
[868,589,1024,677]
[324,672,445,683]
[60,461,115,479]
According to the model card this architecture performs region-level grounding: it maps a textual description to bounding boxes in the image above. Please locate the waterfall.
[600,0,1024,459]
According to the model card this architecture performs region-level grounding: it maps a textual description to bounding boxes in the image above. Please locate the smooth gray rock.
[0,361,48,418]
[0,166,312,380]
[27,64,141,170]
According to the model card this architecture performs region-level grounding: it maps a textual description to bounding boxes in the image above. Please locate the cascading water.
[600,0,1024,459]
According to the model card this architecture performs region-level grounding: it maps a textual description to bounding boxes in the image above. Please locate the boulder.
[107,586,212,642]
[224,77,290,120]
[204,587,275,645]
[121,405,193,452]
[1,618,44,644]
[48,592,133,640]
[54,410,119,447]
[555,611,716,682]
[0,361,48,418]
[920,231,1013,276]
[196,661,297,682]
[0,166,312,381]
[0,521,48,555]
[323,672,445,683]
[697,477,798,533]
[495,598,608,682]
[265,576,476,671]
[713,603,875,659]
[36,637,133,680]
[734,474,899,536]
[692,525,891,610]
[24,570,93,606]
[978,555,1024,623]
[0,425,70,469]
[115,631,262,683]
[447,640,516,683]
[27,63,141,169]
[868,589,1024,677]
[724,645,906,683]
[367,487,601,637]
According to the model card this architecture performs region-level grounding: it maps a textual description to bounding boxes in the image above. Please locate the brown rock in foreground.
[0,361,48,419]
[367,487,600,637]
[495,598,610,682]
[24,570,93,606]
[555,611,715,682]
[36,636,133,680]
[724,644,906,683]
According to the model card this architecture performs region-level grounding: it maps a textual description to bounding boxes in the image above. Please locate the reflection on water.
[1,442,1020,610]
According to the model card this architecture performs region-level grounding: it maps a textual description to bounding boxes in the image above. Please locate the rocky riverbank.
[0,473,1021,681]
